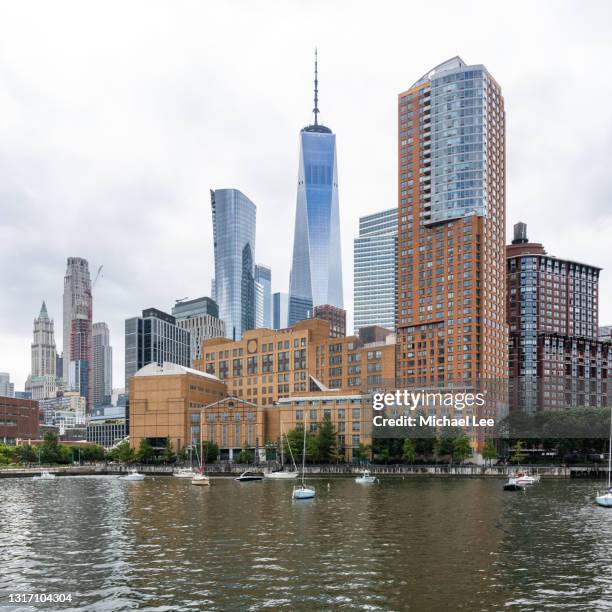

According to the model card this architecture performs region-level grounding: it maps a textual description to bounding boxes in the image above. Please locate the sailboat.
[191,436,211,486]
[292,424,315,500]
[595,406,612,507]
[266,427,299,479]
[174,446,197,478]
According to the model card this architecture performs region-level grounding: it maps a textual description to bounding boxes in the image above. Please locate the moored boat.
[174,467,197,478]
[355,470,378,484]
[595,404,612,507]
[292,422,315,500]
[120,469,145,481]
[33,470,56,481]
[503,478,524,491]
[235,471,264,482]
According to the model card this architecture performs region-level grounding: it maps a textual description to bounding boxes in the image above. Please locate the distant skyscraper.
[289,51,343,325]
[255,265,272,328]
[25,301,59,400]
[63,257,93,407]
[93,322,113,407]
[211,188,257,340]
[396,57,507,385]
[273,292,289,330]
[354,208,397,332]
[124,308,191,390]
[0,373,14,398]
[172,297,225,363]
[313,304,346,338]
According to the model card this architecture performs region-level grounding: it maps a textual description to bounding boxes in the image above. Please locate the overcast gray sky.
[1,0,611,391]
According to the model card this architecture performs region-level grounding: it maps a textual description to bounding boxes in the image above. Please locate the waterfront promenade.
[0,462,593,479]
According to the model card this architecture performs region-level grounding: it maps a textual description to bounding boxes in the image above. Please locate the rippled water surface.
[1,475,612,611]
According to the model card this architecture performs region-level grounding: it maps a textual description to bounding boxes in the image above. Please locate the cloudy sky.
[1,0,611,391]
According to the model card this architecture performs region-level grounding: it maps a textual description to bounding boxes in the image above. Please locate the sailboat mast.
[301,422,307,486]
[608,406,612,489]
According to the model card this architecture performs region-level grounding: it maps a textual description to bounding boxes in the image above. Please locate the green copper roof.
[39,301,49,319]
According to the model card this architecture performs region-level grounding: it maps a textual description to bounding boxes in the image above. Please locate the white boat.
[266,426,299,479]
[293,484,316,499]
[120,469,145,481]
[266,470,299,479]
[174,467,197,478]
[355,470,377,484]
[503,478,525,492]
[191,437,211,486]
[513,471,540,486]
[235,471,264,482]
[292,422,315,500]
[33,470,56,481]
[191,472,210,486]
[596,407,612,507]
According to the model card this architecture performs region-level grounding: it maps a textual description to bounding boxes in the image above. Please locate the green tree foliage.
[316,414,338,462]
[510,440,527,464]
[40,432,62,464]
[201,441,219,463]
[161,437,176,464]
[112,440,135,463]
[482,440,497,466]
[284,426,318,464]
[452,435,472,464]
[353,443,371,462]
[14,444,37,464]
[137,439,155,463]
[402,439,417,464]
[434,435,456,463]
[237,443,252,464]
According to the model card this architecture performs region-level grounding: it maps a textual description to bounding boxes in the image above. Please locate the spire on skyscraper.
[313,48,319,126]
[39,300,49,319]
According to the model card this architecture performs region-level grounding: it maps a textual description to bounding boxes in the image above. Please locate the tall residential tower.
[92,322,113,407]
[288,51,343,325]
[354,208,398,333]
[63,257,93,407]
[396,57,507,385]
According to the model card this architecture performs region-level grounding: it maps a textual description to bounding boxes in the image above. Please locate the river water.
[0,475,610,611]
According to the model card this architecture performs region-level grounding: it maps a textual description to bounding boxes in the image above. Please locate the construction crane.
[92,265,103,289]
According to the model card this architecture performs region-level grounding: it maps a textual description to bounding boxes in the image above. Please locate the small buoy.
[327,482,331,490]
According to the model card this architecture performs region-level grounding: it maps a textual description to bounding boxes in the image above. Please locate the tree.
[161,437,176,464]
[201,441,219,463]
[39,432,62,464]
[329,445,345,464]
[482,440,497,467]
[510,440,527,464]
[452,435,472,464]
[237,443,252,464]
[434,435,456,464]
[284,426,317,463]
[15,444,37,464]
[402,439,417,464]
[136,439,155,463]
[109,440,135,463]
[376,447,391,464]
[316,414,338,462]
[353,443,371,462]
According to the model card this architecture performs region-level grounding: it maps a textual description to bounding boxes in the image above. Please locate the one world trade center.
[288,51,343,326]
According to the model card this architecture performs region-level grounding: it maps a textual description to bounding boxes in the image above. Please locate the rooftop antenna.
[313,48,319,126]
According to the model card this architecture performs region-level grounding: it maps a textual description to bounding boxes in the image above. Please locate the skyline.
[2,1,612,391]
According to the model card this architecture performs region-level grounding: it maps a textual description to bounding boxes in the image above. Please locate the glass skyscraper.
[288,53,343,326]
[211,188,257,340]
[124,308,190,391]
[254,264,272,328]
[353,208,397,332]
